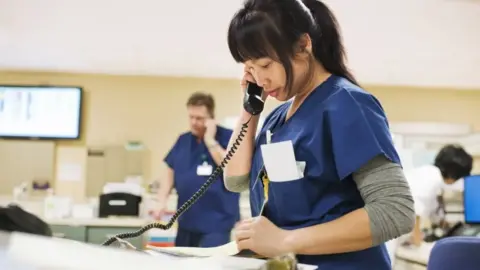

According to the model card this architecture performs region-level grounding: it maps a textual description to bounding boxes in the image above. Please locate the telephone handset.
[243,82,265,116]
[102,82,265,247]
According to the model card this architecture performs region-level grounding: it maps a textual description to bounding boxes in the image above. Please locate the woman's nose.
[252,71,266,88]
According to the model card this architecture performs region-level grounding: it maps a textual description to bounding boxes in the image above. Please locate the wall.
[327,0,480,88]
[1,71,480,191]
[369,85,480,131]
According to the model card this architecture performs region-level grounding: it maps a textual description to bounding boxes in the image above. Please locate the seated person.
[406,144,473,246]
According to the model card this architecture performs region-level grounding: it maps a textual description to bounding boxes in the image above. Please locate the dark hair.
[227,0,358,94]
[186,92,215,117]
[434,144,473,181]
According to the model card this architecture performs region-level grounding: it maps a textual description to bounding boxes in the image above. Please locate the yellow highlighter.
[260,130,272,215]
[259,171,270,215]
[262,173,270,203]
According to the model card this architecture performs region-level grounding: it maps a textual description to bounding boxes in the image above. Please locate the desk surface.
[396,242,434,266]
[4,231,316,270]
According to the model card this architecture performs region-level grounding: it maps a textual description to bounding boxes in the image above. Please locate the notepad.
[146,240,239,257]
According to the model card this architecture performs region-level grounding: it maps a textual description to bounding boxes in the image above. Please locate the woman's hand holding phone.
[241,70,268,101]
[241,71,255,95]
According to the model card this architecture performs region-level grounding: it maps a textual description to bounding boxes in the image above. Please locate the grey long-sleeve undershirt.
[352,155,415,245]
[224,155,415,245]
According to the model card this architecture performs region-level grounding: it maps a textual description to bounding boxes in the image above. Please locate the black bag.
[0,204,52,237]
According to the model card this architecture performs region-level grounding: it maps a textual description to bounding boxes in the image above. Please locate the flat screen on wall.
[0,85,83,140]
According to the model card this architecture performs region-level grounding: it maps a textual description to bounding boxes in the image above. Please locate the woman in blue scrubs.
[223,0,415,269]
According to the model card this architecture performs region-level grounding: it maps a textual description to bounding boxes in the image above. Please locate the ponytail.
[302,0,358,85]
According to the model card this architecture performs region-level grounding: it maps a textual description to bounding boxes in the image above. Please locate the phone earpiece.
[243,83,265,116]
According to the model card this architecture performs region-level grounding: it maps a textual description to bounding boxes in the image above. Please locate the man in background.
[155,92,240,248]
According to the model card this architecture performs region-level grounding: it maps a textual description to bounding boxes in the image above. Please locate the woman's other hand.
[235,216,292,258]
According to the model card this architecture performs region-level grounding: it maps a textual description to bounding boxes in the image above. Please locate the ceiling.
[0,0,479,88]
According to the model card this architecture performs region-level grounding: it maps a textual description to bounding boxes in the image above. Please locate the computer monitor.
[0,85,83,140]
[464,175,480,224]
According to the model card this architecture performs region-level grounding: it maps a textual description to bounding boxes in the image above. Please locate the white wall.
[0,0,479,88]
[327,0,480,88]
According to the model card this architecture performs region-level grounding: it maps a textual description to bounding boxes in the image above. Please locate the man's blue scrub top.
[165,126,240,233]
[249,75,400,269]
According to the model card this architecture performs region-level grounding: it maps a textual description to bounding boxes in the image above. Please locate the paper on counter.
[146,240,239,257]
[145,250,318,270]
[206,256,319,270]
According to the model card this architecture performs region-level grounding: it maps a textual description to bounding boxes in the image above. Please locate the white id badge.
[196,161,213,176]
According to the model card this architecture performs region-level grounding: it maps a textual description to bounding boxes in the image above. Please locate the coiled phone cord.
[101,117,252,246]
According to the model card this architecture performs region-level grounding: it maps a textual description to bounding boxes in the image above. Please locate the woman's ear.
[295,34,313,58]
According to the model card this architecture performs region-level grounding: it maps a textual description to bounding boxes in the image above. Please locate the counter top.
[46,217,151,227]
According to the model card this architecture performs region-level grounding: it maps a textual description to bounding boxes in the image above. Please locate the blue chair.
[427,236,480,270]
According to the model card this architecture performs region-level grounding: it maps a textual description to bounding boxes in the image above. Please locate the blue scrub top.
[165,126,240,234]
[250,75,400,269]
